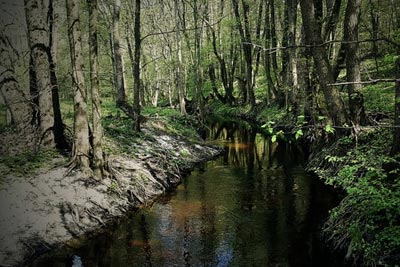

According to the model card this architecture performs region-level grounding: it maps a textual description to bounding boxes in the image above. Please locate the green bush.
[311,130,400,265]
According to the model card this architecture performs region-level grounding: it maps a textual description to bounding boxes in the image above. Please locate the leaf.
[271,135,277,143]
[318,116,326,121]
[325,124,335,134]
[295,129,303,140]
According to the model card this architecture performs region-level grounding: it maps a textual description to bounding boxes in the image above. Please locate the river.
[33,120,344,266]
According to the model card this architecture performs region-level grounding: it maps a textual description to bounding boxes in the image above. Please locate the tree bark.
[344,0,366,126]
[112,0,127,108]
[66,0,91,175]
[300,0,347,127]
[88,0,105,179]
[24,0,55,146]
[0,32,32,129]
[48,0,68,150]
[174,0,187,115]
[133,0,141,131]
[232,0,255,109]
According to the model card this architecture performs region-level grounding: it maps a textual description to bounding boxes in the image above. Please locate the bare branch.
[328,79,399,86]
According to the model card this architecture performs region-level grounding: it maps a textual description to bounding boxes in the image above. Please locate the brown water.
[33,120,344,266]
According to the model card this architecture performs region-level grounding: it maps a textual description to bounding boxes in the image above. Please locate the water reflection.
[33,120,342,267]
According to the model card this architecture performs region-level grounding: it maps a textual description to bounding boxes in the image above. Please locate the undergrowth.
[308,129,400,265]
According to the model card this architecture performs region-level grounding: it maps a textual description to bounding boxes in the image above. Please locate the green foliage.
[295,129,303,140]
[108,180,119,194]
[324,124,335,135]
[310,129,400,265]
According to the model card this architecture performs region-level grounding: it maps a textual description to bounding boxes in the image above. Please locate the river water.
[34,120,344,266]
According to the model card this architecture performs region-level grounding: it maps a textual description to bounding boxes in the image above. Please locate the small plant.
[108,180,119,194]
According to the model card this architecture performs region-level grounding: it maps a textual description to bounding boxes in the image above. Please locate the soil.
[0,122,221,266]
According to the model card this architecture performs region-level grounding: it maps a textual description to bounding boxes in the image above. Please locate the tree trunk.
[48,0,68,150]
[193,0,204,117]
[133,0,141,131]
[344,0,366,126]
[300,0,347,127]
[232,0,255,109]
[270,0,279,78]
[0,32,32,129]
[113,0,127,108]
[25,0,55,147]
[174,0,187,115]
[88,0,105,179]
[66,0,91,175]
[369,0,380,74]
[285,0,299,112]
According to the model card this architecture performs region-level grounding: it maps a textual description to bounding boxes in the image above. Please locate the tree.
[88,0,106,178]
[300,0,347,127]
[174,0,187,115]
[232,0,255,109]
[112,0,127,109]
[0,31,32,129]
[133,0,141,131]
[281,0,298,112]
[66,0,91,176]
[24,0,67,148]
[205,0,237,105]
[343,0,366,127]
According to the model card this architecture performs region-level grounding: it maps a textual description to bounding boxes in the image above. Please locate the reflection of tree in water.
[140,214,153,267]
[33,120,338,267]
[197,168,217,266]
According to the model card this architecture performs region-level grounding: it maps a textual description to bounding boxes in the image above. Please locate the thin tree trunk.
[232,0,255,109]
[270,0,279,78]
[88,0,105,179]
[193,0,204,117]
[0,32,32,129]
[66,0,91,175]
[264,0,280,105]
[113,0,127,108]
[174,0,187,115]
[252,0,263,86]
[344,0,366,126]
[369,0,380,74]
[133,0,141,131]
[48,0,68,150]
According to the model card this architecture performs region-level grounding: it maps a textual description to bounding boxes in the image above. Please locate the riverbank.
[0,115,221,266]
[209,101,400,265]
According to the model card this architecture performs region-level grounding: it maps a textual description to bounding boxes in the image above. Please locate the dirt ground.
[0,124,221,266]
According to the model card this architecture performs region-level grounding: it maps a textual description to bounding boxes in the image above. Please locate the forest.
[0,0,399,265]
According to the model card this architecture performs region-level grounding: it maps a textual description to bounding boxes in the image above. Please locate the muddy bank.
[0,123,221,266]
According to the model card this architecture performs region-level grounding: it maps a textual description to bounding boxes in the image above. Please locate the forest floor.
[0,115,221,266]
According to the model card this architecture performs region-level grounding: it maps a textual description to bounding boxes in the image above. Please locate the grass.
[361,55,397,114]
[0,149,64,177]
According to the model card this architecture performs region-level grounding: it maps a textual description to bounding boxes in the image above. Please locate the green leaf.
[271,135,277,143]
[325,124,335,134]
[318,116,326,121]
[295,129,303,140]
